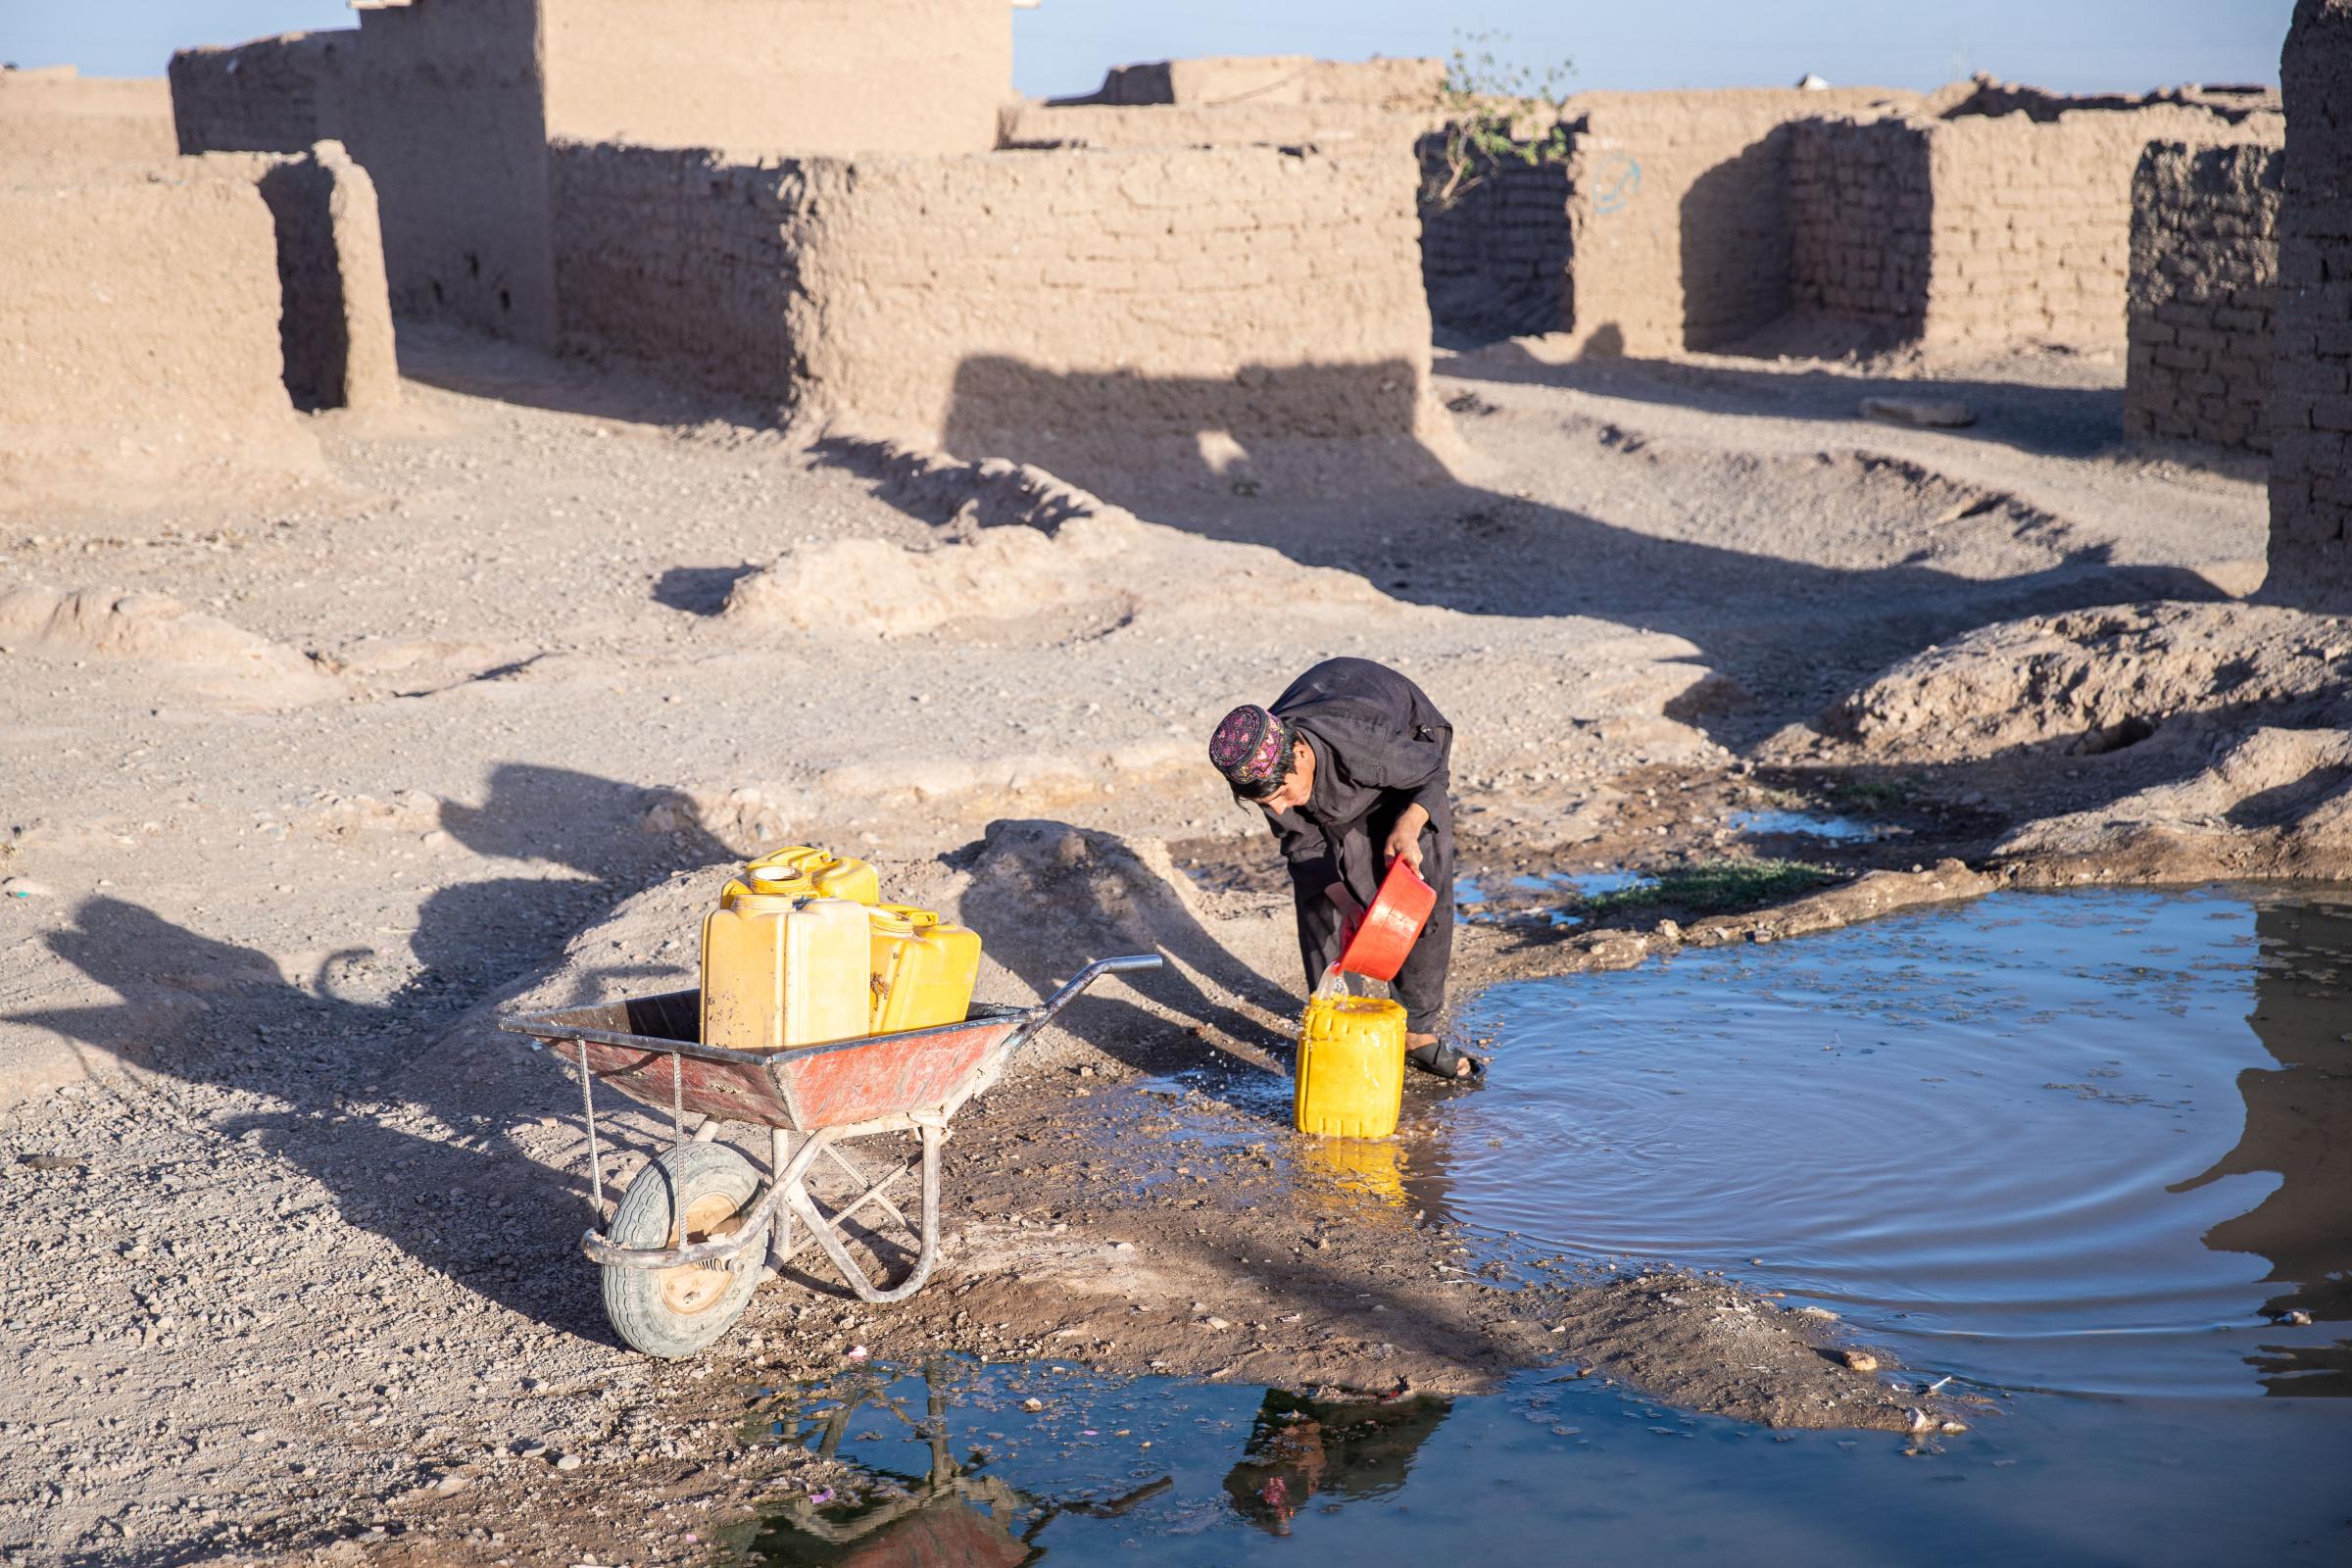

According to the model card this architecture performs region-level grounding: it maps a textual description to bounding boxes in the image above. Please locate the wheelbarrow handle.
[1035,953,1162,1029]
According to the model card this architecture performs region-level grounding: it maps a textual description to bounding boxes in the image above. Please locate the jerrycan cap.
[749,864,802,883]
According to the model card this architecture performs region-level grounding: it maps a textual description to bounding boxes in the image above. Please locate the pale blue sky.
[4,1,2290,100]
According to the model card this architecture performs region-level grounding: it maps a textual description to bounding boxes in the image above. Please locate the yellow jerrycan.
[700,892,872,1053]
[866,904,983,1034]
[1294,993,1408,1138]
[725,846,880,907]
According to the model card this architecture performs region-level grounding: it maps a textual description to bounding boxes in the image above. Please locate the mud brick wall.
[1788,117,1934,337]
[1914,112,2208,350]
[999,100,1426,152]
[2271,0,2352,609]
[1559,88,1922,355]
[1936,75,2283,123]
[549,144,805,400]
[541,0,1008,157]
[552,144,1436,447]
[0,70,176,172]
[168,33,348,155]
[0,173,315,494]
[192,145,402,412]
[1075,57,1443,110]
[337,0,558,347]
[2125,142,2281,453]
[1788,105,2280,352]
[793,147,1437,447]
[173,7,557,347]
[1418,140,1575,338]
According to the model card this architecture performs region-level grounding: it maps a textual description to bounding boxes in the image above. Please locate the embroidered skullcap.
[1208,705,1291,793]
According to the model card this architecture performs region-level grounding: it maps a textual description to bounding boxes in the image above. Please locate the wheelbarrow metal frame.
[500,953,1160,1304]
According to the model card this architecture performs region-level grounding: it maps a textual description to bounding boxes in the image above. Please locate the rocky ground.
[0,324,2335,1565]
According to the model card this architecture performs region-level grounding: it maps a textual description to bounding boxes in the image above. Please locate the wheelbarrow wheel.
[601,1142,767,1359]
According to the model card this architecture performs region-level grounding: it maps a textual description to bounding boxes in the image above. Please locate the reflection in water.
[1222,1387,1451,1536]
[730,891,2352,1565]
[1726,808,1883,842]
[2172,902,2352,1396]
[733,1362,1168,1566]
[1455,869,1649,928]
[1293,1135,1412,1213]
[729,1354,2352,1565]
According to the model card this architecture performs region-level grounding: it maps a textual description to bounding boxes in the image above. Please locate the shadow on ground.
[1442,337,2242,470]
[914,359,2227,750]
[956,819,1296,1080]
[393,320,782,431]
[9,764,739,1344]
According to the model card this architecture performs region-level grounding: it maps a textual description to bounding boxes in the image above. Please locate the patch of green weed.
[1583,858,1835,917]
[1825,775,1919,811]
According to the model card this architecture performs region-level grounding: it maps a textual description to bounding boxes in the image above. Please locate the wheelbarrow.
[500,953,1162,1357]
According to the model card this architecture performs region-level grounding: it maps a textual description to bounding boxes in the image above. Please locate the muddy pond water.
[1432,886,2350,1400]
[730,889,2351,1564]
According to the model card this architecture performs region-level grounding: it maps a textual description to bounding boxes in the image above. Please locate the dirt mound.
[730,433,1396,641]
[1823,602,2352,761]
[0,585,341,705]
[723,513,1136,637]
[636,783,806,856]
[2000,722,2352,880]
[722,436,1151,637]
[1791,600,2352,883]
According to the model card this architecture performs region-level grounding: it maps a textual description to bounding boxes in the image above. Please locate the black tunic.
[1263,657,1455,1031]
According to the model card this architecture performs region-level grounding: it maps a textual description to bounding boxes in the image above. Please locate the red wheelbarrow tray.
[499,953,1160,1307]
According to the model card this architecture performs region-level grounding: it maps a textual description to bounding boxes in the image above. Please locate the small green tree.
[1429,30,1576,209]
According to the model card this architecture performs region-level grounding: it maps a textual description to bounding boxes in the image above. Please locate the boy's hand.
[1384,805,1430,878]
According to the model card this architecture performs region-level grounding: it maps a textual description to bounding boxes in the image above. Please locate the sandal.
[1405,1039,1485,1083]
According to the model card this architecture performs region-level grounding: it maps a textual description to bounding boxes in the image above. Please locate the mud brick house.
[172,0,1014,349]
[172,5,1444,461]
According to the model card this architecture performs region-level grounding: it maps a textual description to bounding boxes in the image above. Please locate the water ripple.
[1419,887,2352,1398]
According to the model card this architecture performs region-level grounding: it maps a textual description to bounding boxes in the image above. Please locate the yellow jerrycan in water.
[700,892,872,1053]
[1294,993,1408,1138]
[866,904,983,1034]
[726,846,880,906]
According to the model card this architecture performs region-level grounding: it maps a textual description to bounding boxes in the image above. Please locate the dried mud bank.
[1773,600,2352,887]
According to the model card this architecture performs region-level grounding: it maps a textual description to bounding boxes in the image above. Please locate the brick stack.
[2125,141,2281,453]
[2270,0,2352,608]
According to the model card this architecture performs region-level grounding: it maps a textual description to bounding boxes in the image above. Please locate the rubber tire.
[600,1142,767,1359]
